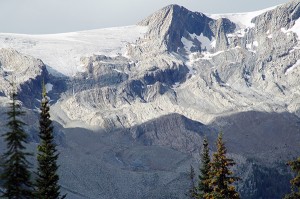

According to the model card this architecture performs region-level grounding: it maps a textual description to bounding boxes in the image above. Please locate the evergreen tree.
[284,157,300,199]
[36,83,65,199]
[0,90,33,198]
[206,133,239,199]
[196,138,212,199]
[188,165,197,199]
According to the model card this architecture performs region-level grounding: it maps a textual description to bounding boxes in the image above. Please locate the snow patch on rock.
[209,6,279,29]
[290,18,300,39]
[181,37,194,53]
[285,60,300,75]
[200,51,224,60]
[190,33,215,51]
[45,83,53,93]
[253,41,258,47]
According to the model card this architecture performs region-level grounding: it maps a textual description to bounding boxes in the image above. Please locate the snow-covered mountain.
[1,0,300,198]
[0,26,148,76]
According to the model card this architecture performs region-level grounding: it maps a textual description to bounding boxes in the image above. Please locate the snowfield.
[0,26,148,76]
[209,6,279,28]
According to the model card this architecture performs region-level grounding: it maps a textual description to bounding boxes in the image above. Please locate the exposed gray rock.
[138,4,215,52]
[137,4,236,55]
[214,18,231,51]
[0,48,44,92]
[253,0,300,34]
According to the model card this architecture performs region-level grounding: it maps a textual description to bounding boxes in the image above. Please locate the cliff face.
[57,1,300,133]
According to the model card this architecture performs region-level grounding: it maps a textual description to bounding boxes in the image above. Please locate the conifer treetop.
[1,83,33,199]
[285,157,300,198]
[206,133,240,199]
[36,80,66,199]
[197,137,212,198]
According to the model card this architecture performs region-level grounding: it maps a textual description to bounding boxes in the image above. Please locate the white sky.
[0,0,290,34]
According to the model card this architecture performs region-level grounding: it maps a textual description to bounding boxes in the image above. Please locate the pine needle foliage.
[196,138,212,199]
[284,157,300,199]
[1,90,33,199]
[205,133,239,199]
[188,165,197,199]
[36,83,65,199]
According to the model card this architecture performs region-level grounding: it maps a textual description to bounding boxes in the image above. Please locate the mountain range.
[1,0,300,198]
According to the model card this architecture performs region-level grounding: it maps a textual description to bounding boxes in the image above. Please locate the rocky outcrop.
[137,4,237,54]
[214,18,234,51]
[129,113,213,154]
[138,5,215,52]
[0,48,49,108]
[253,0,300,34]
[0,49,43,91]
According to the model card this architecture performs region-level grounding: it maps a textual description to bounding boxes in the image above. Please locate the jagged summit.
[138,4,195,27]
[139,4,208,27]
[138,4,217,52]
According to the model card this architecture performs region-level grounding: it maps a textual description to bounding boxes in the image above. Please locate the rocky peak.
[138,4,215,52]
[253,0,300,34]
[0,48,45,87]
[214,18,236,51]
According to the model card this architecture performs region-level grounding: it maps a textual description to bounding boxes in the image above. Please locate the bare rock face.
[214,18,233,51]
[137,4,237,54]
[138,4,215,52]
[0,48,49,108]
[129,113,212,154]
[0,49,44,92]
[253,0,300,33]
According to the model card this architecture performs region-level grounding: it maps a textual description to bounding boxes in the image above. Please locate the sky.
[0,0,290,34]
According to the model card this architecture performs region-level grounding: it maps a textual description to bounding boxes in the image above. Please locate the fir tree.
[0,90,33,198]
[188,165,197,199]
[284,157,300,199]
[196,138,212,199]
[36,83,65,199]
[206,133,239,199]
